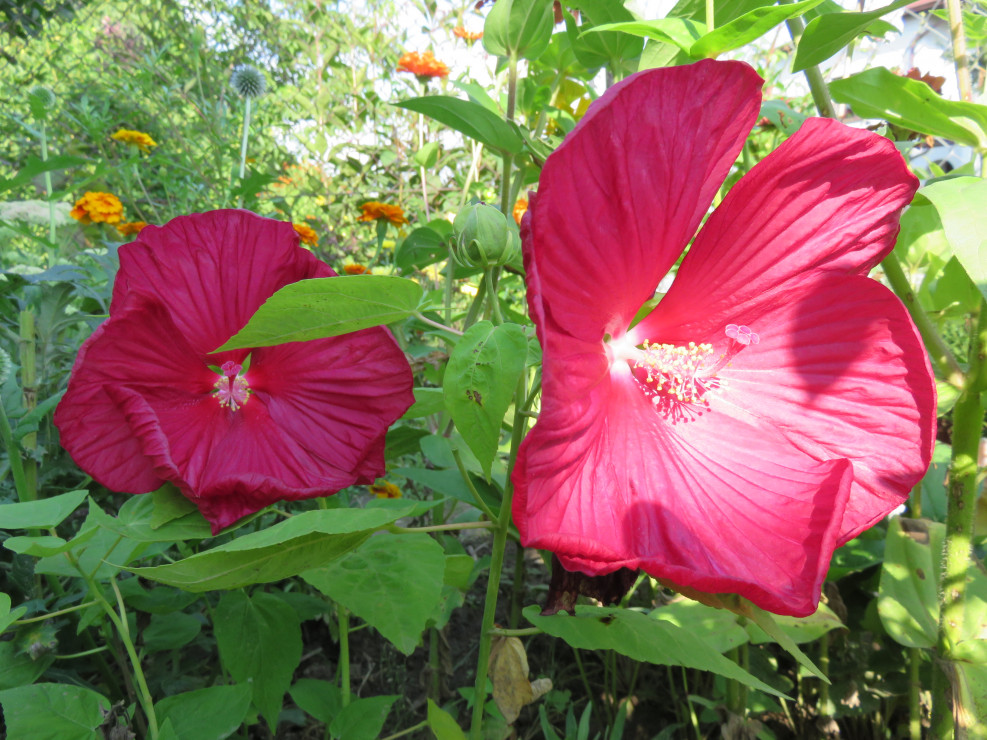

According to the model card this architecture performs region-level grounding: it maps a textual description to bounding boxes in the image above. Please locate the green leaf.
[0,593,27,635]
[690,0,825,58]
[566,0,644,71]
[3,529,97,557]
[651,599,749,654]
[290,679,343,724]
[395,97,523,155]
[0,683,110,740]
[216,275,423,351]
[443,321,527,479]
[302,533,446,654]
[117,577,200,615]
[396,226,449,271]
[149,485,199,528]
[428,698,467,740]
[759,100,808,137]
[329,695,400,740]
[130,506,419,591]
[155,684,252,740]
[414,141,441,169]
[741,605,828,681]
[0,641,52,690]
[0,489,88,529]
[402,387,447,419]
[829,68,987,147]
[744,603,844,645]
[523,605,783,696]
[922,178,987,302]
[214,591,302,730]
[954,663,987,738]
[0,155,90,195]
[90,494,212,543]
[793,0,911,71]
[878,516,942,648]
[483,0,554,60]
[143,612,202,652]
[585,18,705,54]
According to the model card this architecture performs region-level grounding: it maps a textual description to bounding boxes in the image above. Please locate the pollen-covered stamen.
[214,360,251,411]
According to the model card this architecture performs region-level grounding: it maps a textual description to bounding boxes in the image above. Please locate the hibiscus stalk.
[338,604,351,707]
[18,311,38,502]
[784,15,838,120]
[499,53,518,217]
[946,0,973,102]
[932,304,987,737]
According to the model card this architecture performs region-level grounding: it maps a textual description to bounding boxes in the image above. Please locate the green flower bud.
[28,86,56,120]
[452,202,521,270]
[0,348,10,386]
[230,65,266,99]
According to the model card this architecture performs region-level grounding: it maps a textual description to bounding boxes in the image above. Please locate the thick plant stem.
[932,304,987,737]
[818,633,832,718]
[909,647,923,740]
[946,0,973,102]
[18,311,37,502]
[485,270,504,325]
[705,0,714,30]
[785,16,838,120]
[499,54,518,216]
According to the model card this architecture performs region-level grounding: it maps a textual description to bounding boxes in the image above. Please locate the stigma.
[213,360,251,411]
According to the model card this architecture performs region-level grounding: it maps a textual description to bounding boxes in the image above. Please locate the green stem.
[14,600,99,624]
[682,667,702,740]
[18,311,37,503]
[882,253,965,389]
[784,15,838,120]
[56,645,109,660]
[484,270,503,326]
[726,647,741,714]
[489,626,541,637]
[381,720,428,740]
[452,448,498,522]
[339,605,351,707]
[463,278,487,330]
[909,647,923,740]
[705,0,714,30]
[818,633,831,718]
[946,0,973,102]
[932,303,987,738]
[387,521,495,534]
[508,541,524,629]
[498,54,518,216]
[0,397,29,504]
[412,311,463,336]
[236,97,251,208]
[39,121,56,251]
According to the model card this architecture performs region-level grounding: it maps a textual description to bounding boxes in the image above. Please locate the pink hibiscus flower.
[55,210,414,533]
[513,60,936,617]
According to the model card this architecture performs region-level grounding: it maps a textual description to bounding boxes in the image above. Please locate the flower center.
[630,324,758,424]
[213,360,251,411]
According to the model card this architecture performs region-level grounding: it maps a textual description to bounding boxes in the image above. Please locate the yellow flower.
[111,128,157,153]
[513,198,528,225]
[70,192,124,225]
[369,481,402,499]
[358,201,408,225]
[293,222,318,246]
[116,221,148,237]
[343,264,371,275]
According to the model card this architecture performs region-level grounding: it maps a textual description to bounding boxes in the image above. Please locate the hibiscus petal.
[514,362,853,617]
[112,209,333,355]
[634,118,918,342]
[526,60,763,342]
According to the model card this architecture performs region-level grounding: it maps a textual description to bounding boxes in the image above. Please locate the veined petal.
[513,364,853,617]
[111,209,333,356]
[634,118,918,342]
[526,60,762,342]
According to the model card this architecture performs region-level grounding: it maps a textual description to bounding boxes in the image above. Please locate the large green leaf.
[879,517,943,648]
[741,605,827,681]
[329,695,400,740]
[483,0,554,60]
[652,599,749,654]
[793,0,911,71]
[216,275,423,351]
[302,533,446,654]
[396,226,449,271]
[395,97,523,155]
[586,18,705,54]
[428,698,468,740]
[829,68,987,147]
[0,593,27,635]
[290,679,343,724]
[443,321,527,479]
[0,489,88,529]
[154,684,252,740]
[130,506,419,591]
[922,178,987,302]
[214,591,302,729]
[143,612,202,652]
[690,0,825,58]
[523,605,783,696]
[3,529,98,557]
[0,641,53,690]
[566,0,643,71]
[0,683,110,740]
[90,494,212,542]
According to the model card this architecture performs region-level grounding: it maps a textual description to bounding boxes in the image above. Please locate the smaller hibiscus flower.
[116,221,148,237]
[70,192,124,225]
[111,128,157,153]
[293,222,318,246]
[453,26,483,41]
[343,264,371,275]
[398,50,450,79]
[358,201,409,225]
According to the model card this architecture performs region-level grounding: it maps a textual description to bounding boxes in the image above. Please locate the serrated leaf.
[216,275,423,351]
[793,0,911,71]
[443,321,527,479]
[302,533,445,654]
[0,489,88,529]
[395,97,523,155]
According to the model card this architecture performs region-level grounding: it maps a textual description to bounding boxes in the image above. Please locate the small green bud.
[28,86,56,120]
[0,348,10,386]
[230,65,266,99]
[452,202,521,270]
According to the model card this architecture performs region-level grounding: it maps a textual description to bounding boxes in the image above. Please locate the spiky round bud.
[452,202,521,270]
[0,348,10,386]
[28,86,56,120]
[230,65,266,99]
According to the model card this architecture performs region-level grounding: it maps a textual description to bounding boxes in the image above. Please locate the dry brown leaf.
[489,636,555,725]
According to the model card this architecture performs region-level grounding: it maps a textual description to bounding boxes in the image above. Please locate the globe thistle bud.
[452,202,521,270]
[28,86,56,120]
[230,65,266,99]
[0,348,10,386]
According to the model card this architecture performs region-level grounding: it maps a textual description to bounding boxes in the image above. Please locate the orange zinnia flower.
[358,201,409,225]
[397,50,450,79]
[116,221,148,237]
[111,128,157,153]
[293,222,318,246]
[369,481,402,499]
[453,26,483,41]
[343,264,371,275]
[513,198,528,225]
[70,192,124,225]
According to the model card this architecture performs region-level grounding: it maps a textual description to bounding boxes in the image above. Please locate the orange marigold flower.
[453,26,483,41]
[513,197,528,225]
[358,201,409,225]
[293,222,318,246]
[369,481,402,499]
[110,128,157,153]
[70,192,124,225]
[343,264,371,275]
[116,221,148,237]
[397,50,450,79]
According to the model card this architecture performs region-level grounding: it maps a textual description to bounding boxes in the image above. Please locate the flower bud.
[0,348,10,386]
[230,65,266,99]
[28,86,56,120]
[452,202,521,270]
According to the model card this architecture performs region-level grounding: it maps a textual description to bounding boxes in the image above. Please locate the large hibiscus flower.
[512,60,935,617]
[55,210,414,533]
